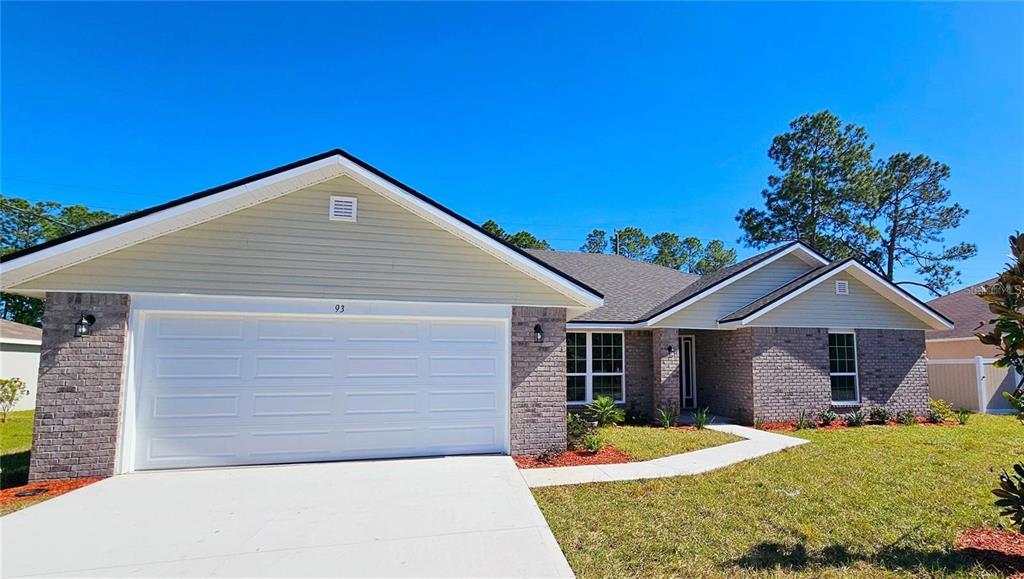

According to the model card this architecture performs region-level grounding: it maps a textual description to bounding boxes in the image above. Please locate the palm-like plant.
[586,396,625,426]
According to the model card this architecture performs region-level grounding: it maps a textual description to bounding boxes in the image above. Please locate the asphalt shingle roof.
[926,278,999,340]
[0,319,43,342]
[525,250,699,323]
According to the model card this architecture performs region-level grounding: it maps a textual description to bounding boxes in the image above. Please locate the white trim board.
[643,243,828,327]
[1,153,603,310]
[717,261,953,331]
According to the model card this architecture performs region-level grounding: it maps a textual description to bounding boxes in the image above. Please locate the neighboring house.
[0,150,952,482]
[0,319,42,411]
[925,279,1002,359]
[924,280,1016,413]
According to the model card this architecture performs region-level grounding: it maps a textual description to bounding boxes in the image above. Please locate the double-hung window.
[566,332,624,404]
[828,331,859,404]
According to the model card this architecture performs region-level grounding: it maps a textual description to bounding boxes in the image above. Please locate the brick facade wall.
[651,328,681,418]
[30,292,130,481]
[624,330,653,421]
[751,327,832,421]
[510,307,567,455]
[692,329,754,422]
[855,329,928,414]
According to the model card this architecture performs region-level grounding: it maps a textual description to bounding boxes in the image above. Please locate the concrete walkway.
[519,424,808,488]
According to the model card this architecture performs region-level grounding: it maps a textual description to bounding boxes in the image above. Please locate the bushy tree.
[736,111,877,260]
[580,229,609,253]
[651,233,737,274]
[1,196,119,326]
[480,219,551,250]
[0,377,29,422]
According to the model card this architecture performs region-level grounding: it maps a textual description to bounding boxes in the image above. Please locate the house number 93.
[334,304,346,313]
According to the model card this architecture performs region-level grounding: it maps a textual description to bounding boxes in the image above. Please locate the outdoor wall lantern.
[666,344,676,353]
[534,324,544,343]
[74,313,96,338]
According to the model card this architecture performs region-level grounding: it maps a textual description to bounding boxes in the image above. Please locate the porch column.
[651,328,681,417]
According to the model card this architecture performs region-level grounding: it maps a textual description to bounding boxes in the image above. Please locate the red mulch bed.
[761,417,957,432]
[0,478,101,509]
[956,528,1024,575]
[514,446,634,469]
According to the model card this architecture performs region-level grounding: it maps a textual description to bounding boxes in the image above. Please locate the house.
[0,319,43,411]
[925,278,1001,359]
[0,150,953,482]
[924,280,1016,413]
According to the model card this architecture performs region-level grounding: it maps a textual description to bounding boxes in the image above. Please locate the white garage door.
[132,313,508,470]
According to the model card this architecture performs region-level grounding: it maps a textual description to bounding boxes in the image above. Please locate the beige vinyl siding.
[926,339,1001,360]
[750,274,931,329]
[17,176,577,306]
[654,253,814,328]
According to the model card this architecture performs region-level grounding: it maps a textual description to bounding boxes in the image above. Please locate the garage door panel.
[134,313,507,470]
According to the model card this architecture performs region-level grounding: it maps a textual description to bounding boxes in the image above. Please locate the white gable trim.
[0,153,602,309]
[643,242,828,326]
[718,261,953,330]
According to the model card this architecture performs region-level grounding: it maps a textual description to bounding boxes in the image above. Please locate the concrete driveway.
[1,456,573,577]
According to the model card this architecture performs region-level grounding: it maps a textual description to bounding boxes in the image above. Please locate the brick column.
[651,328,680,417]
[30,292,130,481]
[510,306,567,455]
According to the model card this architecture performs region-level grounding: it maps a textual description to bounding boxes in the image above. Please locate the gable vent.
[835,280,849,295]
[329,196,357,222]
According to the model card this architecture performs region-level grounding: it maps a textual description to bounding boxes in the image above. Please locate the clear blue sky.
[2,2,1021,297]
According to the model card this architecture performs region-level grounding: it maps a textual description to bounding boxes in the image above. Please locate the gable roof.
[0,319,42,345]
[0,150,603,308]
[926,278,998,340]
[526,250,699,323]
[718,258,954,330]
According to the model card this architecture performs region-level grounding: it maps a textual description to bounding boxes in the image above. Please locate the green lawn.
[600,425,741,461]
[1,410,34,489]
[534,414,1022,578]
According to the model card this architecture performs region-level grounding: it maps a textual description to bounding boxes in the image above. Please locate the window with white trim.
[828,331,859,403]
[566,331,624,404]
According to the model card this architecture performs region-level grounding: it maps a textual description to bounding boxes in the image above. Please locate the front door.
[679,335,696,409]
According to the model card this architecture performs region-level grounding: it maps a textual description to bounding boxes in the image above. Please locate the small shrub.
[657,407,677,429]
[537,447,561,463]
[582,434,605,453]
[817,410,839,426]
[795,410,816,430]
[994,463,1024,533]
[567,413,597,450]
[868,407,895,424]
[0,377,29,423]
[955,409,971,426]
[844,410,866,427]
[587,396,625,426]
[929,398,955,420]
[897,410,916,426]
[753,416,765,430]
[693,407,712,430]
[927,408,945,423]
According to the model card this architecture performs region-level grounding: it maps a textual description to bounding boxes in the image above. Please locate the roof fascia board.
[0,157,345,287]
[926,336,983,343]
[334,156,603,308]
[643,243,824,326]
[0,337,43,346]
[566,322,644,330]
[724,261,954,330]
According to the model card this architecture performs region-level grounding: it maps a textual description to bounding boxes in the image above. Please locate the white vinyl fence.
[928,357,1020,413]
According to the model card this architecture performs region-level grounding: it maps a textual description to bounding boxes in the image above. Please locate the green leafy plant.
[844,410,866,427]
[693,407,712,430]
[994,464,1024,533]
[657,407,677,429]
[752,416,765,430]
[976,232,1024,421]
[868,407,895,424]
[537,446,561,463]
[566,413,597,450]
[955,409,971,426]
[928,398,955,420]
[582,434,605,453]
[817,410,839,426]
[587,396,625,426]
[795,410,816,430]
[926,408,945,424]
[897,410,916,426]
[0,377,29,423]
